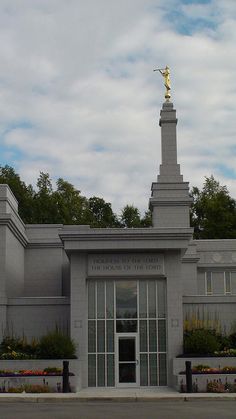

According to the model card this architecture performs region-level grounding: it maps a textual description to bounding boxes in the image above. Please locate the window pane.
[197,272,205,295]
[116,320,137,333]
[139,281,147,318]
[158,320,166,352]
[116,281,137,318]
[88,354,96,387]
[225,272,231,293]
[140,354,148,386]
[119,363,136,383]
[149,354,158,386]
[148,281,156,318]
[231,272,236,294]
[149,320,157,352]
[97,281,105,318]
[157,280,166,318]
[106,281,114,318]
[106,320,114,352]
[97,354,105,386]
[107,354,115,387]
[88,320,96,353]
[139,320,147,352]
[97,320,105,352]
[119,338,135,361]
[206,272,212,294]
[159,354,167,385]
[88,281,95,319]
[212,272,224,294]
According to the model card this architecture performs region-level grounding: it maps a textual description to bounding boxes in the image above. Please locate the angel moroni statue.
[154,65,171,101]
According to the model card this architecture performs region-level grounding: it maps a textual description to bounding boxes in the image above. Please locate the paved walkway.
[0,387,236,402]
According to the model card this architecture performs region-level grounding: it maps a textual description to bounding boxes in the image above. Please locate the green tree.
[120,205,142,228]
[141,210,152,227]
[87,196,119,227]
[34,172,57,223]
[0,165,35,223]
[190,175,236,239]
[120,206,152,228]
[53,178,88,224]
[0,165,153,228]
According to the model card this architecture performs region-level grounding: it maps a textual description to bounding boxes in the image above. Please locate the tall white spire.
[149,102,192,228]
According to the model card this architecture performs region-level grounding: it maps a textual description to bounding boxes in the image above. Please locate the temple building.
[1,97,236,389]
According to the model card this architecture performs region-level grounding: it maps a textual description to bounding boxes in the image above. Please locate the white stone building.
[1,100,236,389]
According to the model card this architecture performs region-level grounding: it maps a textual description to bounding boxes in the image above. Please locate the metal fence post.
[63,360,70,393]
[185,361,192,393]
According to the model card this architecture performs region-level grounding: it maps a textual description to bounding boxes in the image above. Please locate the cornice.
[0,214,28,247]
[159,118,178,125]
[26,242,63,249]
[182,256,200,264]
[60,227,193,241]
[59,227,193,253]
[149,199,192,207]
[183,295,236,304]
[151,181,190,190]
[7,296,70,306]
[197,263,236,268]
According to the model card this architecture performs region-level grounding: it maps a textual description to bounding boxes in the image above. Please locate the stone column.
[70,253,88,389]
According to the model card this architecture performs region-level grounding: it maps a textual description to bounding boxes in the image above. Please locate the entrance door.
[116,334,139,387]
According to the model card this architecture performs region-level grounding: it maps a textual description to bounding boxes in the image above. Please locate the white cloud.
[0,0,236,215]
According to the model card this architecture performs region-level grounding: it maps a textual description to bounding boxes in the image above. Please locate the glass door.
[116,334,139,387]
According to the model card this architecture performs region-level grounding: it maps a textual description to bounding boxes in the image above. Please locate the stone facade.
[0,101,236,389]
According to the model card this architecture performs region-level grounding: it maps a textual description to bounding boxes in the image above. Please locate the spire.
[149,101,192,228]
[158,101,182,182]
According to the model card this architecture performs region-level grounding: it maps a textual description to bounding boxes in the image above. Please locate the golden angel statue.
[154,65,171,100]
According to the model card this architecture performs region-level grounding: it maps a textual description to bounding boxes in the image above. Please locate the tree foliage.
[190,175,236,239]
[53,178,88,225]
[119,205,151,228]
[87,197,119,227]
[120,205,142,228]
[0,165,150,227]
[2,166,236,237]
[0,165,35,222]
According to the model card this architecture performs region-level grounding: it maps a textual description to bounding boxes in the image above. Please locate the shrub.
[229,332,236,349]
[183,329,221,355]
[207,380,225,393]
[226,383,236,392]
[0,351,30,360]
[0,331,76,360]
[217,334,232,351]
[214,348,236,357]
[23,384,52,393]
[7,387,24,393]
[0,336,39,359]
[194,364,210,372]
[8,384,52,393]
[38,330,76,359]
[43,367,62,374]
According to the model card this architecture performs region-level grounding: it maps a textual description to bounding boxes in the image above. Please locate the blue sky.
[0,0,236,213]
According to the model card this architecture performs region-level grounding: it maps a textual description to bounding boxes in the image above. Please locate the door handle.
[136,359,139,366]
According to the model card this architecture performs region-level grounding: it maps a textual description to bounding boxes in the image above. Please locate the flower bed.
[0,374,76,393]
[174,357,236,392]
[0,360,78,392]
[178,374,236,393]
[1,383,54,393]
[0,368,74,377]
[179,365,236,374]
